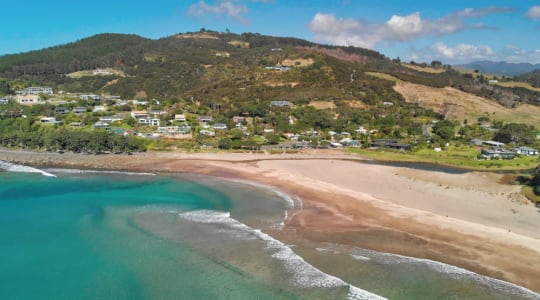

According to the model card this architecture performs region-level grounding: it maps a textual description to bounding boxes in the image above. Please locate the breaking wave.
[0,160,56,177]
[177,210,386,300]
[45,168,156,176]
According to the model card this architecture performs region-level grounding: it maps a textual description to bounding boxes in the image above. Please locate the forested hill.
[0,30,539,110]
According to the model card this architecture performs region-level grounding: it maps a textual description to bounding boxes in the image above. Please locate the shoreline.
[2,149,540,293]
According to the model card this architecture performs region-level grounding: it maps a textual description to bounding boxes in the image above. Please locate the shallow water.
[0,164,538,299]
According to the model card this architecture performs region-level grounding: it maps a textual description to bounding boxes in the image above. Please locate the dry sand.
[1,149,540,292]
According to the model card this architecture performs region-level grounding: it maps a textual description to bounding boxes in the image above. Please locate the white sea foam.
[178,210,386,300]
[351,247,540,299]
[0,160,57,177]
[45,168,156,176]
[225,178,298,209]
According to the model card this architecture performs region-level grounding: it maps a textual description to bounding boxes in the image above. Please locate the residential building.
[0,98,8,104]
[16,87,53,95]
[72,107,87,114]
[213,123,228,130]
[270,100,290,107]
[79,94,101,101]
[131,111,148,119]
[232,116,245,123]
[54,106,70,114]
[370,139,411,150]
[15,94,41,105]
[138,118,160,126]
[483,140,505,148]
[99,115,124,123]
[93,121,110,130]
[158,125,192,135]
[199,130,216,137]
[514,146,539,156]
[70,122,85,127]
[481,149,515,159]
[198,116,213,123]
[40,117,61,125]
[174,114,187,122]
[93,106,107,112]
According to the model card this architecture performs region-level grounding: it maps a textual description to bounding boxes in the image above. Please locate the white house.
[199,130,216,137]
[514,146,539,156]
[72,107,87,114]
[16,87,53,95]
[213,123,228,130]
[174,114,186,122]
[79,94,101,101]
[40,117,61,124]
[93,106,107,112]
[139,118,160,126]
[0,98,9,104]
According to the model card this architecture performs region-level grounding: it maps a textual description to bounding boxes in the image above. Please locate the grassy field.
[494,81,540,92]
[401,64,446,74]
[365,72,401,82]
[349,145,539,171]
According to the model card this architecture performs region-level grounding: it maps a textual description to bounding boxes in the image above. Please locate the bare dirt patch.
[263,81,299,88]
[402,63,446,74]
[309,101,336,109]
[228,40,250,48]
[393,82,540,125]
[280,58,314,67]
[344,100,370,109]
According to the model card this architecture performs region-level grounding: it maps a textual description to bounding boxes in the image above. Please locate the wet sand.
[2,149,540,292]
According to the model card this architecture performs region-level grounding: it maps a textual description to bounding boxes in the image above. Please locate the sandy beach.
[2,149,540,292]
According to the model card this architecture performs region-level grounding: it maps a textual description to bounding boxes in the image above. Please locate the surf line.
[0,160,57,177]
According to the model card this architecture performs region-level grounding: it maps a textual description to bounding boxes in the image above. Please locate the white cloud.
[188,0,271,22]
[411,43,540,64]
[309,7,511,49]
[526,6,540,20]
[189,1,248,18]
[430,42,494,60]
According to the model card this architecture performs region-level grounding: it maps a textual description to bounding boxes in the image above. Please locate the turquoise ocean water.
[0,161,538,300]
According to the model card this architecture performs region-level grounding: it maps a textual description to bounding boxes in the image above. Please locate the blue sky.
[2,0,540,64]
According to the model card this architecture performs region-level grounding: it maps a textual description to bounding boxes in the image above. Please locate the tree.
[493,123,535,145]
[433,120,455,141]
[218,137,232,149]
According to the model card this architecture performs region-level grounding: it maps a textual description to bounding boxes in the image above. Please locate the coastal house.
[483,140,505,148]
[15,87,53,95]
[93,121,110,130]
[198,116,213,124]
[232,116,245,123]
[158,125,192,135]
[174,114,187,122]
[15,94,41,105]
[54,106,70,114]
[70,122,85,127]
[93,106,107,113]
[481,149,516,159]
[79,94,101,101]
[270,100,290,107]
[138,118,161,126]
[199,130,215,137]
[99,115,124,123]
[72,107,87,114]
[514,146,539,156]
[213,123,228,130]
[370,139,411,151]
[40,117,62,125]
[131,111,148,119]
